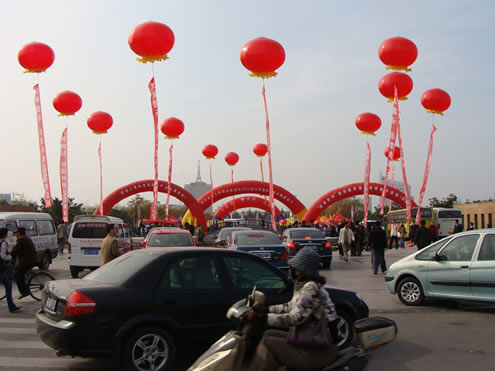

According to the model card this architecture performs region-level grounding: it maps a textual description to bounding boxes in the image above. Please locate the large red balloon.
[378,37,418,71]
[202,144,218,159]
[128,21,175,63]
[161,117,184,139]
[240,37,285,78]
[225,152,239,166]
[253,143,268,157]
[53,91,82,116]
[18,42,55,73]
[379,72,413,101]
[384,146,401,161]
[421,89,451,115]
[355,113,381,135]
[87,111,113,134]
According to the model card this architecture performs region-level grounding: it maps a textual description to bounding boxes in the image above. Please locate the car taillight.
[287,242,296,249]
[281,248,290,261]
[325,241,331,249]
[67,242,71,254]
[64,291,96,316]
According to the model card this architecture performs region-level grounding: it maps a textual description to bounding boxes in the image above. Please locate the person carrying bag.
[0,228,22,313]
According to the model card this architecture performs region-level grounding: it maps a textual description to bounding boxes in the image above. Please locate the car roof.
[220,227,251,231]
[149,227,190,234]
[231,230,277,236]
[0,212,53,220]
[73,215,124,223]
[287,228,320,231]
[133,246,249,256]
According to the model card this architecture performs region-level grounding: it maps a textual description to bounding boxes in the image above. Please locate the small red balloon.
[225,152,239,166]
[87,112,113,134]
[161,117,184,139]
[378,37,418,71]
[240,37,285,78]
[355,113,381,135]
[53,91,82,116]
[202,144,218,159]
[421,89,451,115]
[128,21,175,63]
[18,42,55,73]
[379,72,413,101]
[384,146,401,161]
[253,143,268,157]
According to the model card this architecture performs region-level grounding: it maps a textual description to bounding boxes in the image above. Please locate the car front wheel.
[334,311,353,349]
[38,252,51,271]
[397,277,425,306]
[123,326,175,371]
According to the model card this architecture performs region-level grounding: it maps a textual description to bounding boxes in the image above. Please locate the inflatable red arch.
[303,182,417,223]
[94,179,207,228]
[183,180,306,222]
[215,196,282,220]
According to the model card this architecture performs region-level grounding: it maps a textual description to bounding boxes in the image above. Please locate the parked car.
[36,247,369,370]
[281,228,332,269]
[0,212,57,270]
[68,215,132,278]
[214,226,251,247]
[140,227,195,248]
[385,229,495,306]
[225,230,290,270]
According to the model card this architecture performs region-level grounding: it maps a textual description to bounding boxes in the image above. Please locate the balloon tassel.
[148,77,160,221]
[165,143,173,221]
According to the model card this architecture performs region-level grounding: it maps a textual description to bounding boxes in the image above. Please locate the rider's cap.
[288,247,321,280]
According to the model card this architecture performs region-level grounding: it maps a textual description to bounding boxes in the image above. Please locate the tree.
[39,197,85,223]
[322,197,364,223]
[429,194,458,208]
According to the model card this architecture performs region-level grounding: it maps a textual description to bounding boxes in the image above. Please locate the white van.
[0,212,58,270]
[68,215,132,278]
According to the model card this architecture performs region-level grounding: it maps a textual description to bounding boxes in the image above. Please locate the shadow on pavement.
[369,339,433,371]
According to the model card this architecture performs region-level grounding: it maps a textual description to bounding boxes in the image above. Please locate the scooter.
[188,287,397,371]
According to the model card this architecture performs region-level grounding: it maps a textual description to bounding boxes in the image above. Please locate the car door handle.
[460,265,469,269]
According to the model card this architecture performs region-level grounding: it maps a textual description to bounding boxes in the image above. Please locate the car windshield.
[220,228,249,239]
[438,210,462,218]
[290,229,324,239]
[236,233,281,245]
[72,222,107,238]
[148,233,193,247]
[83,251,159,284]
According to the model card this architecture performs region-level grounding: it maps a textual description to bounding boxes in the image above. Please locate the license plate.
[45,296,57,312]
[252,251,271,259]
[305,245,318,250]
[83,249,99,255]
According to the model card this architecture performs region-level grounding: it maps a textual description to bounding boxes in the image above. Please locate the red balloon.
[384,146,401,161]
[18,42,55,73]
[202,144,218,159]
[128,21,175,63]
[53,91,82,116]
[87,112,113,134]
[421,89,451,115]
[378,37,418,71]
[225,152,239,166]
[379,72,413,101]
[161,117,184,139]
[240,37,285,78]
[253,143,268,157]
[355,113,381,135]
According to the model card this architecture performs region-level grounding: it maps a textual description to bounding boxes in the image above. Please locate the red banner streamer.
[34,84,52,208]
[231,168,236,212]
[60,128,68,222]
[209,162,214,216]
[98,140,103,215]
[389,165,395,213]
[363,143,371,227]
[165,143,173,221]
[260,158,268,203]
[415,124,438,224]
[396,109,413,220]
[148,77,159,221]
[262,81,277,231]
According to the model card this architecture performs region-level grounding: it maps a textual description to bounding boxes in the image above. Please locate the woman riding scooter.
[244,247,338,371]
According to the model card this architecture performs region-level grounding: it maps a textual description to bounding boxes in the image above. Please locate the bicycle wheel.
[28,271,55,301]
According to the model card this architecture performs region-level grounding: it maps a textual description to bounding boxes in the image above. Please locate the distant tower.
[196,160,201,182]
[185,160,212,214]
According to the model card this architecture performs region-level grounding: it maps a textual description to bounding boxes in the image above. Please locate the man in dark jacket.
[369,221,387,274]
[11,227,37,299]
[414,220,432,250]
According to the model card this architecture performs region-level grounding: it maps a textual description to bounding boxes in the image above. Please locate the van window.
[1,220,17,231]
[72,222,107,239]
[117,224,124,238]
[37,220,55,236]
[19,220,38,237]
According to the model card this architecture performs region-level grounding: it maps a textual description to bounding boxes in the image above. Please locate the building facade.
[184,161,212,214]
[454,201,495,230]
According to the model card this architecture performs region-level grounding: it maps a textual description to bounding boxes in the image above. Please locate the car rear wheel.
[123,326,175,371]
[334,311,353,349]
[38,252,51,271]
[70,266,81,278]
[322,259,331,269]
[397,277,425,306]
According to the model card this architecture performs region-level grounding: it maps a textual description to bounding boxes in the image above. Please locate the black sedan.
[36,248,369,371]
[213,226,251,247]
[282,227,333,269]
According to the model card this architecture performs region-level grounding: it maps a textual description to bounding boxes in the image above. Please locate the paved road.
[0,248,494,370]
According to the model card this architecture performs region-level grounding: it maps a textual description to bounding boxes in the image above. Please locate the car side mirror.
[139,242,146,247]
[432,253,447,262]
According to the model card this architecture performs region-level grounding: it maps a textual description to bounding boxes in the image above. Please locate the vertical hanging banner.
[363,143,371,227]
[98,141,103,215]
[396,112,413,220]
[388,165,395,213]
[149,77,159,221]
[165,144,173,221]
[262,83,277,231]
[60,128,69,222]
[34,84,52,208]
[415,124,437,224]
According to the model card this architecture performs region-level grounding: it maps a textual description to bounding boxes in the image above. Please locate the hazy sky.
[1,0,494,213]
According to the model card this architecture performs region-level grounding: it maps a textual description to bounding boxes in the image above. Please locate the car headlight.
[355,293,365,302]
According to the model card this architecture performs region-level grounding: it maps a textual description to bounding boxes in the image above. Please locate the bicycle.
[0,268,55,302]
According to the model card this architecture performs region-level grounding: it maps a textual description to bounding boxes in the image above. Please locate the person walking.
[398,223,406,248]
[370,221,387,274]
[453,219,463,233]
[429,223,438,242]
[101,224,121,265]
[11,227,37,300]
[389,219,399,249]
[414,220,432,250]
[338,222,355,262]
[245,247,338,371]
[0,228,22,313]
[467,222,474,231]
[56,221,68,254]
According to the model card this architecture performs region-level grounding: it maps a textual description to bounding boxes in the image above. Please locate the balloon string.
[260,158,267,203]
[231,168,235,212]
[165,143,173,221]
[98,136,103,215]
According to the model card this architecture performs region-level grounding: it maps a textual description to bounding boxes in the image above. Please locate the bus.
[384,207,435,237]
[432,208,462,237]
